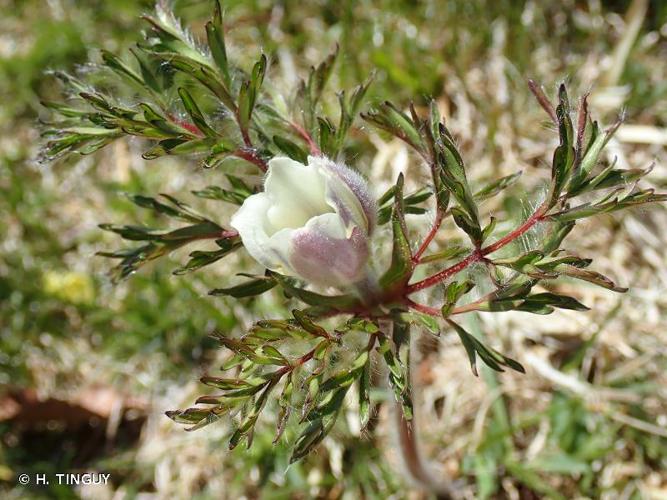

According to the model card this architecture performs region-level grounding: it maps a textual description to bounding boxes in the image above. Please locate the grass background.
[1,0,666,498]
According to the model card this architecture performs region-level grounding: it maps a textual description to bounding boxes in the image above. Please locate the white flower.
[230,155,376,288]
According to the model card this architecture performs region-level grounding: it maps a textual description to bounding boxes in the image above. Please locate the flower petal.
[265,156,331,232]
[308,156,377,235]
[289,213,369,287]
[230,192,295,274]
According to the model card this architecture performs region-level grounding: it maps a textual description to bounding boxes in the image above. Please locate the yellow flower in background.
[43,270,95,305]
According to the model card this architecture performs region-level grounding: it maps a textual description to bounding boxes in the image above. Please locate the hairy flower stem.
[232,148,268,172]
[412,209,444,264]
[406,202,549,294]
[290,121,322,155]
[382,319,458,499]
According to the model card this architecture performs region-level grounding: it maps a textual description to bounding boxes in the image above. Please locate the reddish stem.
[527,79,558,126]
[406,294,494,317]
[405,299,440,316]
[412,210,444,264]
[291,121,321,155]
[168,114,205,138]
[406,203,548,294]
[233,148,268,172]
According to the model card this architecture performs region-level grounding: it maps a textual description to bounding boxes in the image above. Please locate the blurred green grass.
[1,0,666,498]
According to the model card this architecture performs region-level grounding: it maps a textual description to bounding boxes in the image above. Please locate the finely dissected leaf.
[556,265,627,292]
[362,101,423,150]
[273,135,308,163]
[482,216,497,243]
[205,12,231,87]
[173,239,241,275]
[238,54,267,134]
[291,337,376,462]
[248,319,314,343]
[419,245,469,264]
[209,276,277,298]
[474,172,522,201]
[377,330,413,420]
[377,187,432,225]
[495,250,627,292]
[572,163,651,197]
[229,376,280,449]
[441,280,475,317]
[214,335,287,366]
[549,84,575,205]
[342,317,380,334]
[451,207,483,244]
[192,175,253,205]
[447,319,524,376]
[297,46,338,133]
[127,193,205,223]
[379,174,414,290]
[290,412,338,463]
[403,312,439,335]
[101,50,144,87]
[274,374,293,443]
[330,74,374,155]
[200,376,255,391]
[482,290,589,315]
[129,48,162,93]
[269,272,360,310]
[549,189,667,222]
[431,126,481,244]
[291,310,332,339]
[358,353,372,430]
[177,87,217,137]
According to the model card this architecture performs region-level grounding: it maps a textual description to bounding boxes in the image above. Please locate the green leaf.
[166,55,236,111]
[358,354,372,430]
[432,128,481,244]
[419,245,469,264]
[274,374,293,443]
[129,48,162,93]
[362,101,423,150]
[379,174,414,290]
[447,319,524,376]
[474,172,522,201]
[549,84,575,204]
[270,272,360,310]
[100,50,144,87]
[484,290,589,315]
[229,376,280,449]
[290,408,340,463]
[238,54,267,133]
[192,176,253,205]
[441,280,475,317]
[451,207,483,244]
[556,265,627,292]
[205,16,231,87]
[330,73,374,155]
[378,187,432,225]
[297,46,338,133]
[291,310,332,339]
[550,189,667,222]
[200,376,255,391]
[177,87,218,137]
[174,239,240,275]
[377,330,413,420]
[209,276,277,298]
[273,135,308,163]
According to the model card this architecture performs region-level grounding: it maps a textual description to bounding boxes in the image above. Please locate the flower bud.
[230,156,376,288]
